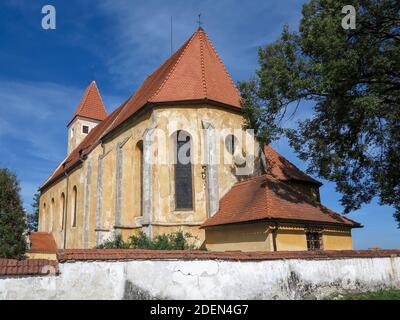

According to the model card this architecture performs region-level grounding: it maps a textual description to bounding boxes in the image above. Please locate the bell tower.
[67,81,107,155]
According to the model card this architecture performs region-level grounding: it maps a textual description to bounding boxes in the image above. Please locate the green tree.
[0,168,27,259]
[27,192,40,232]
[239,0,400,226]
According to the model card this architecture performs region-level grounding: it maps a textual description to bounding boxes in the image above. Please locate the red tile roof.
[102,27,241,136]
[201,175,361,228]
[57,249,400,262]
[41,105,125,189]
[28,232,58,254]
[0,259,58,276]
[41,28,241,190]
[264,146,322,186]
[67,81,108,127]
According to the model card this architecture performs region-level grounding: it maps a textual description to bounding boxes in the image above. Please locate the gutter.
[200,217,363,230]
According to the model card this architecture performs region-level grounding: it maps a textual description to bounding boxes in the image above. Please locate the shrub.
[96,231,206,250]
[96,234,130,249]
[130,231,202,250]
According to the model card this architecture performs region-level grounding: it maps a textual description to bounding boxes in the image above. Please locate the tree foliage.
[239,0,400,226]
[27,192,40,232]
[0,168,27,259]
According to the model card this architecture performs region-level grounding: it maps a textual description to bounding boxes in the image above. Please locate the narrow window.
[136,141,143,216]
[50,198,55,231]
[82,125,89,134]
[72,186,77,227]
[60,193,65,231]
[175,130,193,210]
[42,203,46,232]
[306,231,322,251]
[71,127,74,138]
[225,134,237,155]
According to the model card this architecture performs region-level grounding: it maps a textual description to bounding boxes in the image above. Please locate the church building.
[39,28,361,251]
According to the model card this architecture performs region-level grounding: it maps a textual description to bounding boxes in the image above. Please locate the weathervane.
[198,13,202,28]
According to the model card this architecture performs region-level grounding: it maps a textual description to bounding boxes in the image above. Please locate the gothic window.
[306,231,323,250]
[72,186,77,227]
[42,203,46,231]
[50,198,55,231]
[60,193,65,231]
[136,141,144,216]
[225,134,237,155]
[175,130,193,210]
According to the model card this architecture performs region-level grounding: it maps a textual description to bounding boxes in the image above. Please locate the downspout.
[272,222,279,252]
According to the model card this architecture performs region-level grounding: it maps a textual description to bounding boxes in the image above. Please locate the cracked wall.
[0,256,399,300]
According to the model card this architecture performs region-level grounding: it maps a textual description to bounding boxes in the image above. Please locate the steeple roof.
[103,27,242,135]
[67,81,107,127]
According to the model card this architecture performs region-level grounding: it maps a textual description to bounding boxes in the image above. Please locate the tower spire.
[67,81,108,155]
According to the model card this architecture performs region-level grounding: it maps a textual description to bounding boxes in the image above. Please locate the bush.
[96,234,130,249]
[96,231,206,250]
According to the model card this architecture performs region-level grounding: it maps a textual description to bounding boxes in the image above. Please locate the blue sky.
[0,0,398,249]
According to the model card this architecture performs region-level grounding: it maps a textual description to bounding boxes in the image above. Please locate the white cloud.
[0,80,123,209]
[96,0,306,89]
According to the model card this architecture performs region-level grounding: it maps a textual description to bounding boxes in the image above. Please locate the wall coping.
[1,249,399,276]
[56,249,400,263]
[0,259,59,277]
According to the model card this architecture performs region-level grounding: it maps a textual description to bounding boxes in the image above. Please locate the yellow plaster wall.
[40,104,254,249]
[204,224,354,252]
[205,223,271,252]
[39,176,69,248]
[275,227,308,251]
[323,229,353,250]
[68,118,100,155]
[27,252,57,260]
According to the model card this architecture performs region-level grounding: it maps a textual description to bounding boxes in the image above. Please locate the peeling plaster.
[0,257,399,300]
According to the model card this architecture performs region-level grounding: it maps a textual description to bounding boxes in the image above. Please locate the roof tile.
[201,175,361,228]
[28,232,58,254]
[264,146,322,185]
[67,81,107,126]
[57,249,400,262]
[0,259,58,276]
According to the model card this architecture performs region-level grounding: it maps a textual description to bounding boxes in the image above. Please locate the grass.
[332,289,400,300]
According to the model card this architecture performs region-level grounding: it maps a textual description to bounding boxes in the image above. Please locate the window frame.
[60,193,65,231]
[225,134,237,155]
[174,130,194,211]
[306,231,323,251]
[71,186,78,228]
[82,125,90,134]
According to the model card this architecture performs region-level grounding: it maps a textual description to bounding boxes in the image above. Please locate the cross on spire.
[198,13,202,28]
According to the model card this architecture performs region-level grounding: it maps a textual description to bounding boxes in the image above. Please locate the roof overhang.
[200,217,363,230]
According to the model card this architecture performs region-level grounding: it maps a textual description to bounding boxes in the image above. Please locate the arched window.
[50,198,55,231]
[72,186,77,227]
[136,141,144,216]
[225,134,238,155]
[42,203,46,232]
[60,193,65,231]
[174,130,193,210]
